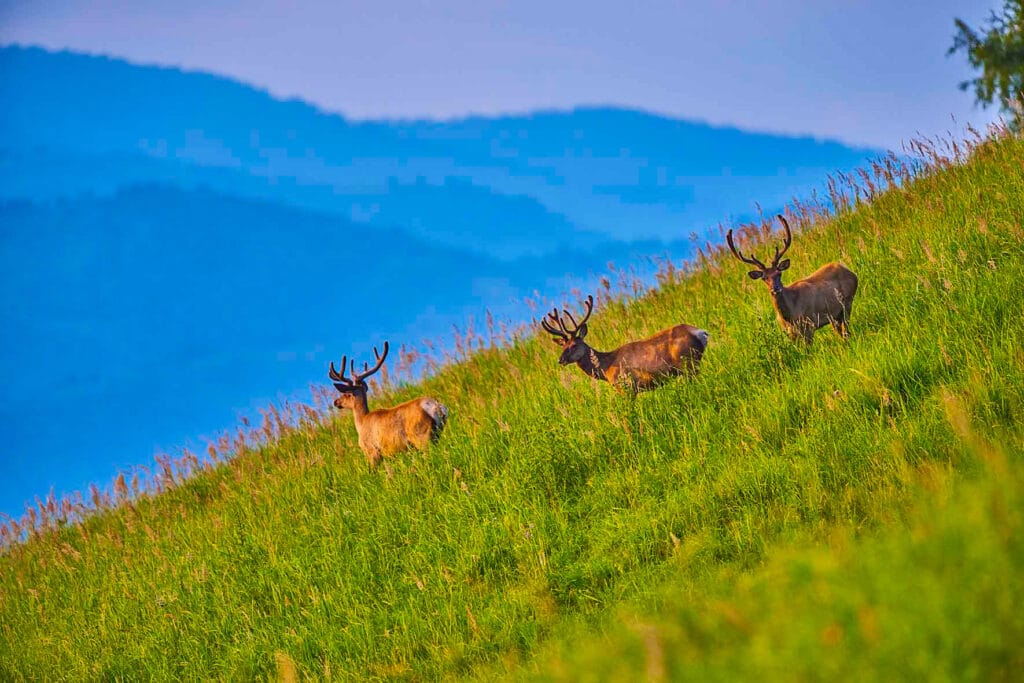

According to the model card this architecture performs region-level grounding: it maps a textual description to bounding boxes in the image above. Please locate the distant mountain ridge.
[0,44,877,516]
[0,45,876,251]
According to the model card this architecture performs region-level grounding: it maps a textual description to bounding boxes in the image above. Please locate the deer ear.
[777,259,791,271]
[333,383,349,393]
[577,323,588,338]
[747,270,763,280]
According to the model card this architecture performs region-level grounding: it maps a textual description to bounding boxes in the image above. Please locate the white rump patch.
[421,398,449,430]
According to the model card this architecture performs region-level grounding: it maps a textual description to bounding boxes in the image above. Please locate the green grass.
[2,129,1023,681]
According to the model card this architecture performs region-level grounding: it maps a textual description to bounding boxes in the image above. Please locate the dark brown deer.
[541,294,709,393]
[329,342,448,467]
[726,214,858,343]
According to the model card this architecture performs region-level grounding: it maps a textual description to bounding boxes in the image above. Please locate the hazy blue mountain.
[0,143,588,258]
[0,46,876,251]
[0,44,877,516]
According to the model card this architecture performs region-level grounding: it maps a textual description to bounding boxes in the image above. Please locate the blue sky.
[0,0,1001,148]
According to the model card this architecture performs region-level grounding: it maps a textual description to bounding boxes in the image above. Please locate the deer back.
[604,323,709,389]
[361,396,448,456]
[778,262,858,324]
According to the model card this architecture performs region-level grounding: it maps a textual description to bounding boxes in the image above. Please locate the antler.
[541,295,594,342]
[561,295,594,336]
[353,341,389,384]
[725,229,767,269]
[771,214,793,267]
[333,356,358,387]
[328,341,389,390]
[541,312,569,342]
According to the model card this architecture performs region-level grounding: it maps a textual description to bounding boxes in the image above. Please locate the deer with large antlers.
[726,214,858,343]
[541,295,709,393]
[329,342,448,467]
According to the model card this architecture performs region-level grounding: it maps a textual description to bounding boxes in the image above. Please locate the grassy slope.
[1,132,1022,681]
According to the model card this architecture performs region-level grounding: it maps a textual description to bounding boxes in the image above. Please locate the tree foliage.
[949,1,1024,125]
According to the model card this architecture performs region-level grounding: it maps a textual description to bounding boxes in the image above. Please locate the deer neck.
[349,394,372,427]
[575,345,614,382]
[770,280,797,321]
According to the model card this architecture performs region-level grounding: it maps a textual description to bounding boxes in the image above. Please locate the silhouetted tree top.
[949,1,1024,127]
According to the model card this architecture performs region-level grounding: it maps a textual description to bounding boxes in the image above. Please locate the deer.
[541,294,709,394]
[328,341,448,467]
[726,214,858,343]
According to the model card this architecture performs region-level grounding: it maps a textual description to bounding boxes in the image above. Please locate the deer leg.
[416,423,438,450]
[365,449,383,468]
[830,310,851,339]
[833,319,851,338]
[612,380,637,398]
[785,323,811,344]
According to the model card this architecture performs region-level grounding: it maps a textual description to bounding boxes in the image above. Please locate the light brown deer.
[329,342,448,467]
[541,294,709,393]
[726,214,858,343]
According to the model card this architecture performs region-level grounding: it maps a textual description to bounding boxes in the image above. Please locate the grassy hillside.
[1,127,1022,681]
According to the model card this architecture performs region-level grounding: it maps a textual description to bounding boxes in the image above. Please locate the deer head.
[541,295,595,365]
[726,215,793,293]
[329,341,389,411]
